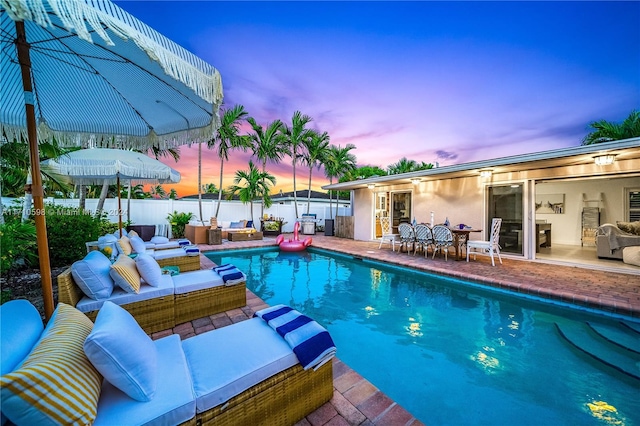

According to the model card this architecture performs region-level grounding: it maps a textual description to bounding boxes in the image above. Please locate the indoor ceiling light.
[594,154,616,166]
[479,170,493,178]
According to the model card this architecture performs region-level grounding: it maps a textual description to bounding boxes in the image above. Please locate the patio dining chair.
[431,225,454,261]
[467,218,503,266]
[398,223,416,254]
[413,224,433,257]
[378,216,399,252]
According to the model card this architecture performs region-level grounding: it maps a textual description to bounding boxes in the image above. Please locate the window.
[627,188,640,221]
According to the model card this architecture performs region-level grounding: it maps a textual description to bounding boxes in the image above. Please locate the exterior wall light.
[594,154,616,166]
[480,170,493,178]
[367,184,376,189]
[411,179,421,185]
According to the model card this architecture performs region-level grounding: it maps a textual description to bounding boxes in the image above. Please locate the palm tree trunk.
[215,159,224,217]
[126,180,132,223]
[261,159,267,219]
[96,181,109,218]
[292,151,298,219]
[78,184,86,211]
[307,167,312,214]
[197,141,203,223]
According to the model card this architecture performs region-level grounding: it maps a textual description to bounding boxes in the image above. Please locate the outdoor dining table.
[449,227,482,260]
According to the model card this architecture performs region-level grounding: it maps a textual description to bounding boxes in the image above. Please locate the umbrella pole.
[117,176,123,237]
[15,21,54,320]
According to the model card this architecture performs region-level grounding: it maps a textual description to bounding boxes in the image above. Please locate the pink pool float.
[276,221,312,252]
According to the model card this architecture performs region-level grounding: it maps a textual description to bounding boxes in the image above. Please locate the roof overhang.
[323,138,640,190]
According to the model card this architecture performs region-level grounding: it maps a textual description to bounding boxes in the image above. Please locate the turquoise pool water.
[206,248,640,425]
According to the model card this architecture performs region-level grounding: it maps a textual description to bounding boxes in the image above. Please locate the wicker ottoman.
[622,246,640,267]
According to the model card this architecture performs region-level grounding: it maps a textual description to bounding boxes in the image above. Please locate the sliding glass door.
[487,184,523,255]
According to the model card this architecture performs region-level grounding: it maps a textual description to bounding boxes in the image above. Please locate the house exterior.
[323,138,640,269]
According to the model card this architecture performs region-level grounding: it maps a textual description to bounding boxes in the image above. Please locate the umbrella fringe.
[0,119,219,150]
[1,0,223,105]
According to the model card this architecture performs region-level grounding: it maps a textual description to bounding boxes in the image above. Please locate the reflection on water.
[206,249,640,426]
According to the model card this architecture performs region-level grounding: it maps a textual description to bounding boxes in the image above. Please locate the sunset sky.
[115,1,640,197]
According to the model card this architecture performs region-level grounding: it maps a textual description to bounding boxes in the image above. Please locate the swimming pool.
[206,248,640,425]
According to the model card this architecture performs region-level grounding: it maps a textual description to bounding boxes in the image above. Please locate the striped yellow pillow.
[117,235,132,255]
[0,303,102,425]
[110,255,141,293]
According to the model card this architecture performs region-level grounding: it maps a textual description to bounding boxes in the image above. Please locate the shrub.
[0,221,38,275]
[45,205,103,267]
[167,211,193,239]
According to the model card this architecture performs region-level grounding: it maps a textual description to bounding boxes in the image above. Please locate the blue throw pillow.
[229,221,243,229]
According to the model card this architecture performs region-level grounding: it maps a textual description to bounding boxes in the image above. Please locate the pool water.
[206,248,640,425]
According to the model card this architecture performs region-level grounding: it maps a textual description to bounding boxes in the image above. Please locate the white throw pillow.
[71,251,115,300]
[150,236,169,244]
[135,254,163,287]
[220,221,231,229]
[84,302,158,402]
[129,235,147,254]
[113,228,128,239]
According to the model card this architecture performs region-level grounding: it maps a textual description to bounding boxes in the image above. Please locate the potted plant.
[167,211,194,239]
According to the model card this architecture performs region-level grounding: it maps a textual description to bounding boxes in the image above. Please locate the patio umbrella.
[41,148,181,233]
[1,0,223,319]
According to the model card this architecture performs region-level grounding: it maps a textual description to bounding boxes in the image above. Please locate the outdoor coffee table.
[227,231,264,242]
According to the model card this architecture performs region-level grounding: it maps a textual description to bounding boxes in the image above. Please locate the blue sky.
[115,1,640,195]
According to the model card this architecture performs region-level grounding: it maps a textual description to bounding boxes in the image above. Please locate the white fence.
[1,197,350,234]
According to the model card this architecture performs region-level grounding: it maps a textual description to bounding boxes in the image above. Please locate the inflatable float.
[276,221,312,252]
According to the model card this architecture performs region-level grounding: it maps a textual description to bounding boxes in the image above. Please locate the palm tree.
[151,185,166,199]
[302,130,330,214]
[582,110,640,145]
[247,117,288,218]
[168,188,178,199]
[227,161,276,224]
[387,157,433,174]
[282,111,314,219]
[324,144,357,218]
[209,104,250,217]
[202,183,218,194]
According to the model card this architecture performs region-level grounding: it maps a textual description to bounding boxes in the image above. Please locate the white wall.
[1,197,349,234]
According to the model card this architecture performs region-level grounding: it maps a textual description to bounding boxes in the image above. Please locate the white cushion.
[0,300,44,375]
[219,221,231,229]
[84,302,158,402]
[75,275,174,313]
[71,251,115,300]
[129,235,147,254]
[150,236,169,244]
[145,241,180,250]
[93,335,195,426]
[172,270,224,294]
[182,318,298,412]
[135,254,163,287]
[152,248,186,260]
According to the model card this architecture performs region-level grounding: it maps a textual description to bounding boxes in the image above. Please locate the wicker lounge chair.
[1,300,334,426]
[58,268,246,333]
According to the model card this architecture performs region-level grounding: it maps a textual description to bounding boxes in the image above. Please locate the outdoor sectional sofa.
[0,300,334,426]
[58,253,246,333]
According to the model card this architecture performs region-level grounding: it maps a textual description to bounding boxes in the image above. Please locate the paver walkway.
[155,234,639,426]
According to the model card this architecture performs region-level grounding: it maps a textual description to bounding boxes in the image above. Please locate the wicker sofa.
[58,267,246,333]
[0,300,334,426]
